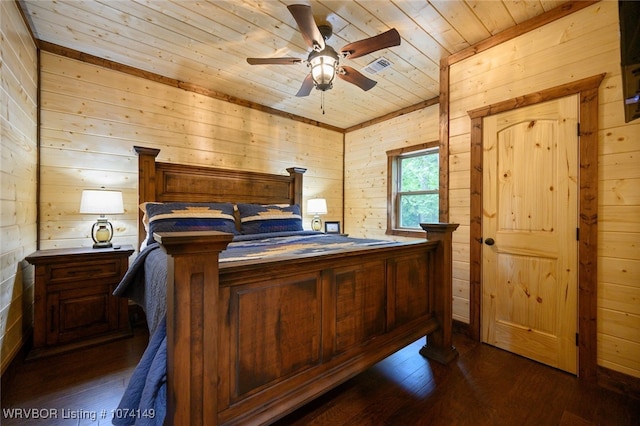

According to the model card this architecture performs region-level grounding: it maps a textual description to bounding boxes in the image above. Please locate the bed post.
[420,223,459,364]
[286,167,306,214]
[155,231,233,426]
[134,146,160,249]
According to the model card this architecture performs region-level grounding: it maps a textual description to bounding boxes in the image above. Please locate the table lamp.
[80,189,124,248]
[307,198,327,232]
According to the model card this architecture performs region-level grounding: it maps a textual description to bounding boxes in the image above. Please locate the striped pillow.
[237,203,303,234]
[145,202,238,243]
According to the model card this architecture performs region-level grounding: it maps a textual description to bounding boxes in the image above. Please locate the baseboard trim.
[1,329,32,387]
[598,365,640,400]
[452,319,470,336]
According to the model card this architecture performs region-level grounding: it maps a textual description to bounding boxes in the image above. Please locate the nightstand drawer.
[47,259,122,286]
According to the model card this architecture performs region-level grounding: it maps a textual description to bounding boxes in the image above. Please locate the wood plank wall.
[343,106,439,238]
[38,52,344,251]
[0,1,38,374]
[343,100,469,322]
[446,2,639,378]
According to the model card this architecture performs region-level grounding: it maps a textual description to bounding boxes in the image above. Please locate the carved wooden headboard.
[134,146,306,248]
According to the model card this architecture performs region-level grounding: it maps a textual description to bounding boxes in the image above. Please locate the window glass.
[398,149,439,229]
[400,153,439,191]
[387,144,440,235]
[399,193,439,227]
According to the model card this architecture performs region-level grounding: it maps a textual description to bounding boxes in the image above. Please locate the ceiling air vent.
[363,57,392,74]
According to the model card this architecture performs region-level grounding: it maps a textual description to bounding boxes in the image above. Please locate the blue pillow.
[145,202,238,244]
[237,204,303,234]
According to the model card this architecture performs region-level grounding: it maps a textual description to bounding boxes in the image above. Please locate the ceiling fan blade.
[287,4,325,51]
[247,57,303,65]
[338,66,377,91]
[340,28,401,59]
[296,74,315,97]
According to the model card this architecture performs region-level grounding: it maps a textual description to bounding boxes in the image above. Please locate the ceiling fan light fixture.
[308,46,339,91]
[247,5,401,98]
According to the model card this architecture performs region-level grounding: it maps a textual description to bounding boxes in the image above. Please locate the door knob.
[484,238,495,246]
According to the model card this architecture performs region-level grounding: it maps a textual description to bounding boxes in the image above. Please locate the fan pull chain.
[321,91,325,115]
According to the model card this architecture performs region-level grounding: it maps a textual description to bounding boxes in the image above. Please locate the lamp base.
[91,219,114,249]
[311,216,322,232]
[92,241,113,249]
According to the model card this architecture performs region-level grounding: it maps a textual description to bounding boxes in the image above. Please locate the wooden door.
[481,96,579,374]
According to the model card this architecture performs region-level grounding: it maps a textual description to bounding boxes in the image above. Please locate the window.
[387,142,440,237]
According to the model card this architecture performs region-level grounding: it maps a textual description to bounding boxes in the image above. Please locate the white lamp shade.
[80,190,124,215]
[307,198,327,215]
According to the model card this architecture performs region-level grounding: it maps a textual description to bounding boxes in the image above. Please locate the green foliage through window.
[397,149,439,229]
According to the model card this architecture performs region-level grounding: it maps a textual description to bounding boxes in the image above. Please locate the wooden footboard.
[156,223,458,426]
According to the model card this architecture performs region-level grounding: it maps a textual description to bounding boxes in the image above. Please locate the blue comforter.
[112,243,167,425]
[112,318,166,426]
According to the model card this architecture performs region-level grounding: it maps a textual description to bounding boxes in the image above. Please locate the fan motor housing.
[317,23,333,41]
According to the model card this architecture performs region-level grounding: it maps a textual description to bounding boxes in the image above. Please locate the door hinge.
[577,122,581,136]
[576,228,580,241]
[575,333,579,346]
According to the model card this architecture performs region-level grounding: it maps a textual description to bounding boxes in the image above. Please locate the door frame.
[467,74,605,380]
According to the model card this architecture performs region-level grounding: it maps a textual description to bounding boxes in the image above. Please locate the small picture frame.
[325,221,341,234]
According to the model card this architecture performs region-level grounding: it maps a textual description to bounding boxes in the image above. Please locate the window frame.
[386,141,441,237]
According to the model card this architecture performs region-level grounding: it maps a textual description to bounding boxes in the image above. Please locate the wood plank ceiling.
[19,0,571,129]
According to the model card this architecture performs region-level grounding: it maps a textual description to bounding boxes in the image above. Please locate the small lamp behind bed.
[80,188,124,248]
[307,198,327,232]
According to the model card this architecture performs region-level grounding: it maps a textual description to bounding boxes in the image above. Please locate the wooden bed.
[134,146,459,425]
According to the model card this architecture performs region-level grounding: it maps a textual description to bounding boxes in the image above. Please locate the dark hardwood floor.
[2,324,638,425]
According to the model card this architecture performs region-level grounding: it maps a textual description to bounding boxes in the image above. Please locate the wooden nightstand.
[26,245,134,359]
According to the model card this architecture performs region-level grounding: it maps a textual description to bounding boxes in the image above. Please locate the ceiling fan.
[247,4,401,97]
